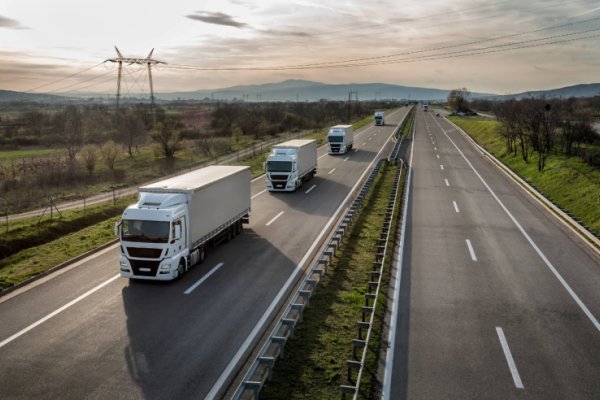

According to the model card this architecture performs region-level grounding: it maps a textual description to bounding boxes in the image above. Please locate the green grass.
[0,216,120,290]
[0,148,63,162]
[260,162,403,399]
[449,116,600,235]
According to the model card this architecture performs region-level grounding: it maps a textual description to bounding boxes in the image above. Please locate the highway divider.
[231,158,388,399]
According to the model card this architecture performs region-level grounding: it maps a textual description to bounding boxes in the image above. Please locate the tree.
[54,105,84,167]
[118,108,147,156]
[150,117,183,159]
[79,144,99,175]
[100,140,120,170]
[447,88,470,112]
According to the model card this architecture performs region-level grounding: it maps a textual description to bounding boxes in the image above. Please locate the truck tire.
[199,246,206,263]
[177,260,185,279]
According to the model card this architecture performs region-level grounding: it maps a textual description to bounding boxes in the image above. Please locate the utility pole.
[105,47,166,125]
[347,90,357,123]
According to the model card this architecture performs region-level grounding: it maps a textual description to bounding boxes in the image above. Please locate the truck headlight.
[120,260,128,267]
[159,263,171,270]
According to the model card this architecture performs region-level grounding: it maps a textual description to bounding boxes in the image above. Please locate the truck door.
[172,218,185,252]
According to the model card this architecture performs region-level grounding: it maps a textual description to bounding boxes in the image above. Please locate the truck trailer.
[374,111,385,126]
[265,139,317,192]
[116,165,251,280]
[327,125,354,154]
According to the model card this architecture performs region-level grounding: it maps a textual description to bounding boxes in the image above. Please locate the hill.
[157,80,494,102]
[507,83,600,99]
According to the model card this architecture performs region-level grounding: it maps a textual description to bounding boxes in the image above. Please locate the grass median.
[448,116,600,235]
[260,161,404,399]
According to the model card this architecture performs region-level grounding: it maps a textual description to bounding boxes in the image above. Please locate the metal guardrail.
[388,106,413,163]
[339,159,404,399]
[231,158,387,400]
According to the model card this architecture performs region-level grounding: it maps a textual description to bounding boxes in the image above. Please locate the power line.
[24,62,104,93]
[168,25,600,71]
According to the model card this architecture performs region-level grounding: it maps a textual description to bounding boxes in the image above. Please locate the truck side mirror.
[114,221,121,237]
[175,225,182,240]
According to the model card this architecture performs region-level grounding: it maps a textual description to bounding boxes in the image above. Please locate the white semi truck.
[327,125,354,154]
[374,111,385,126]
[265,139,317,192]
[116,165,251,280]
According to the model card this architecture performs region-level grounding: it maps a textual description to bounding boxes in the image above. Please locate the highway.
[0,107,409,400]
[385,109,600,399]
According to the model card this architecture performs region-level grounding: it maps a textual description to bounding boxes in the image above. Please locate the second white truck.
[116,165,251,281]
[265,139,317,192]
[327,124,354,154]
[374,111,385,126]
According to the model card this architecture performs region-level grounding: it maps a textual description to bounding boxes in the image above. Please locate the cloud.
[186,11,247,28]
[0,14,27,29]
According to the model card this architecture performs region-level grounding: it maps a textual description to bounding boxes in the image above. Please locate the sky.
[1,0,600,95]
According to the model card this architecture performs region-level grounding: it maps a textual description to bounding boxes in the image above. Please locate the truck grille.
[127,247,163,258]
[130,260,160,276]
[330,144,341,153]
[270,174,288,181]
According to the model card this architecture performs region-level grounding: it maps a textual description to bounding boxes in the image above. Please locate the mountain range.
[1,80,600,103]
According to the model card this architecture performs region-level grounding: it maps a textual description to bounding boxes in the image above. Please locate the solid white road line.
[328,168,336,175]
[453,201,460,213]
[0,274,121,349]
[466,239,477,261]
[496,327,525,389]
[206,115,402,400]
[265,211,285,226]
[445,179,450,187]
[251,189,267,200]
[184,262,224,295]
[382,109,416,400]
[305,184,317,194]
[434,116,600,333]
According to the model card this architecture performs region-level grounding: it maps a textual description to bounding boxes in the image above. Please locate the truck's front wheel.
[177,260,185,279]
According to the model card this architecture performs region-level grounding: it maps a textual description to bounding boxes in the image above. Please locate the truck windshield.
[267,161,292,172]
[375,116,382,120]
[328,135,344,143]
[122,220,170,243]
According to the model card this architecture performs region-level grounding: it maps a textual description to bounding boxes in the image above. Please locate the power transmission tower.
[105,47,166,124]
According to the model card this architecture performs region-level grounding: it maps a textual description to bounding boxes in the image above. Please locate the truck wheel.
[177,260,185,279]
[199,246,206,263]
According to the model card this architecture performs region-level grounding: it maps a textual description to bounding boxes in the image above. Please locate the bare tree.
[150,117,183,159]
[447,88,471,112]
[100,140,120,170]
[54,105,84,167]
[118,109,147,156]
[80,144,99,175]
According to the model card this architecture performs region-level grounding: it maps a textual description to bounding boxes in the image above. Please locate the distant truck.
[374,111,385,126]
[265,139,317,191]
[423,103,429,112]
[327,124,354,154]
[116,165,251,280]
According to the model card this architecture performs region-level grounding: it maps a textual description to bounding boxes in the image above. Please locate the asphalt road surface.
[0,107,409,400]
[385,109,600,399]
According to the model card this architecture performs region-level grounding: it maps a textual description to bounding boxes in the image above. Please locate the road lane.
[0,107,410,399]
[387,109,600,399]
